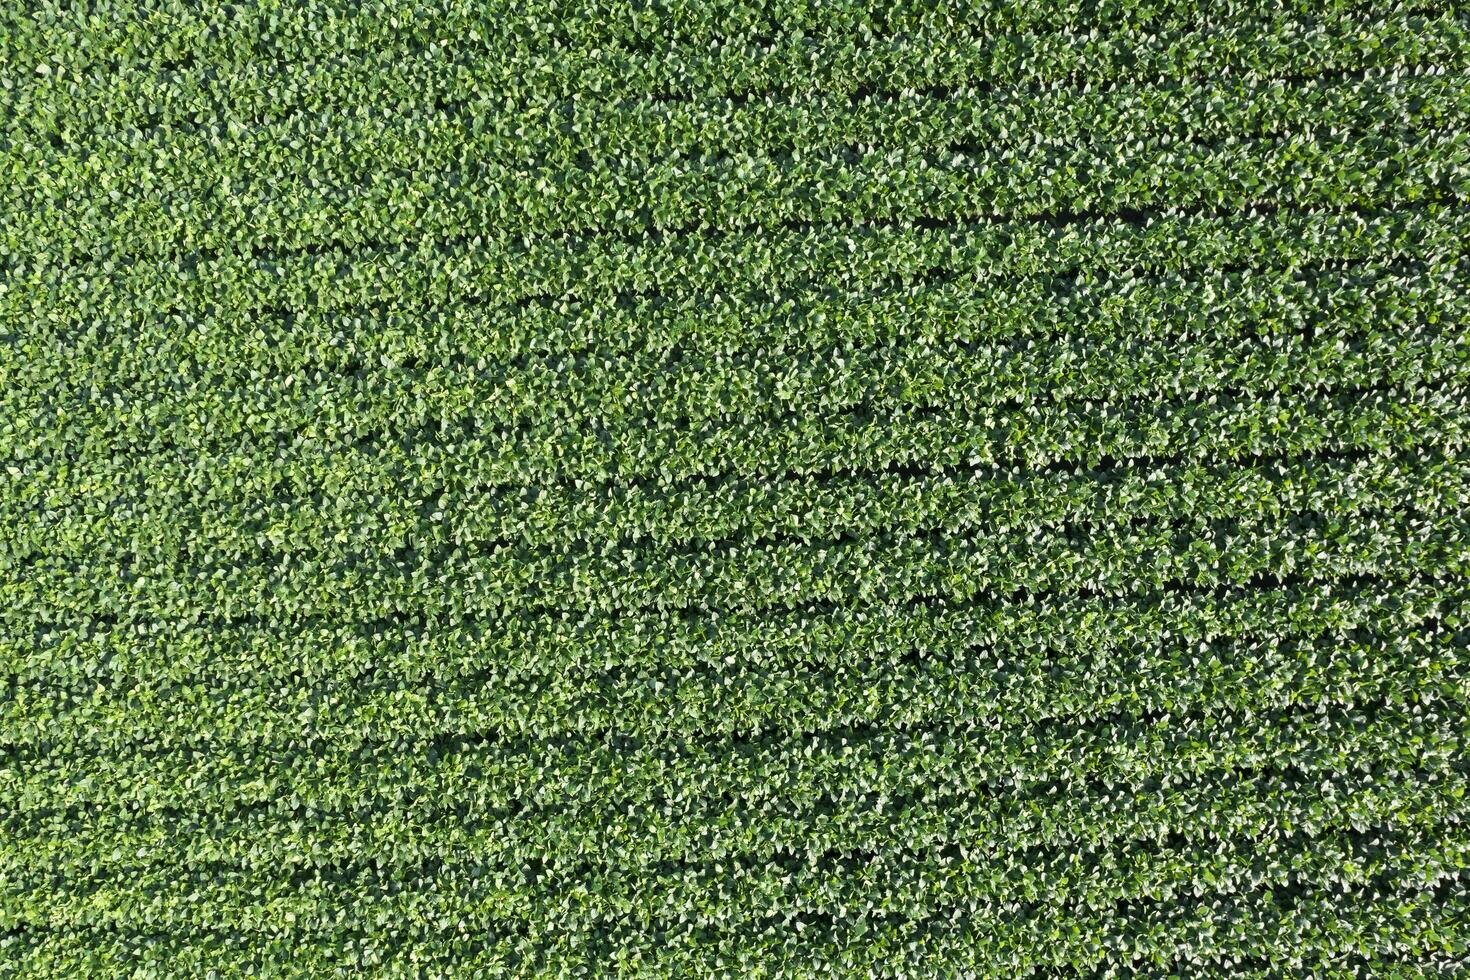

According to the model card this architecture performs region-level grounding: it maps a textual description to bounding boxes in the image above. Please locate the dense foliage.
[3,0,1468,975]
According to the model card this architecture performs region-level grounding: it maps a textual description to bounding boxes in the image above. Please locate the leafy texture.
[3,1,1469,976]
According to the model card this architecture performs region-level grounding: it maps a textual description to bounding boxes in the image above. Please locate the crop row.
[9,123,1469,262]
[12,69,1469,216]
[8,697,1462,829]
[12,269,1465,481]
[5,0,1421,78]
[13,379,1467,521]
[7,572,1456,687]
[5,885,1462,977]
[10,417,1464,568]
[5,596,1462,749]
[7,6,1459,145]
[12,207,1466,354]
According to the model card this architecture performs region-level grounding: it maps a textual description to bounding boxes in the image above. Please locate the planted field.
[3,0,1469,975]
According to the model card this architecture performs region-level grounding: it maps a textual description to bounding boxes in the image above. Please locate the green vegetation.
[3,0,1468,975]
